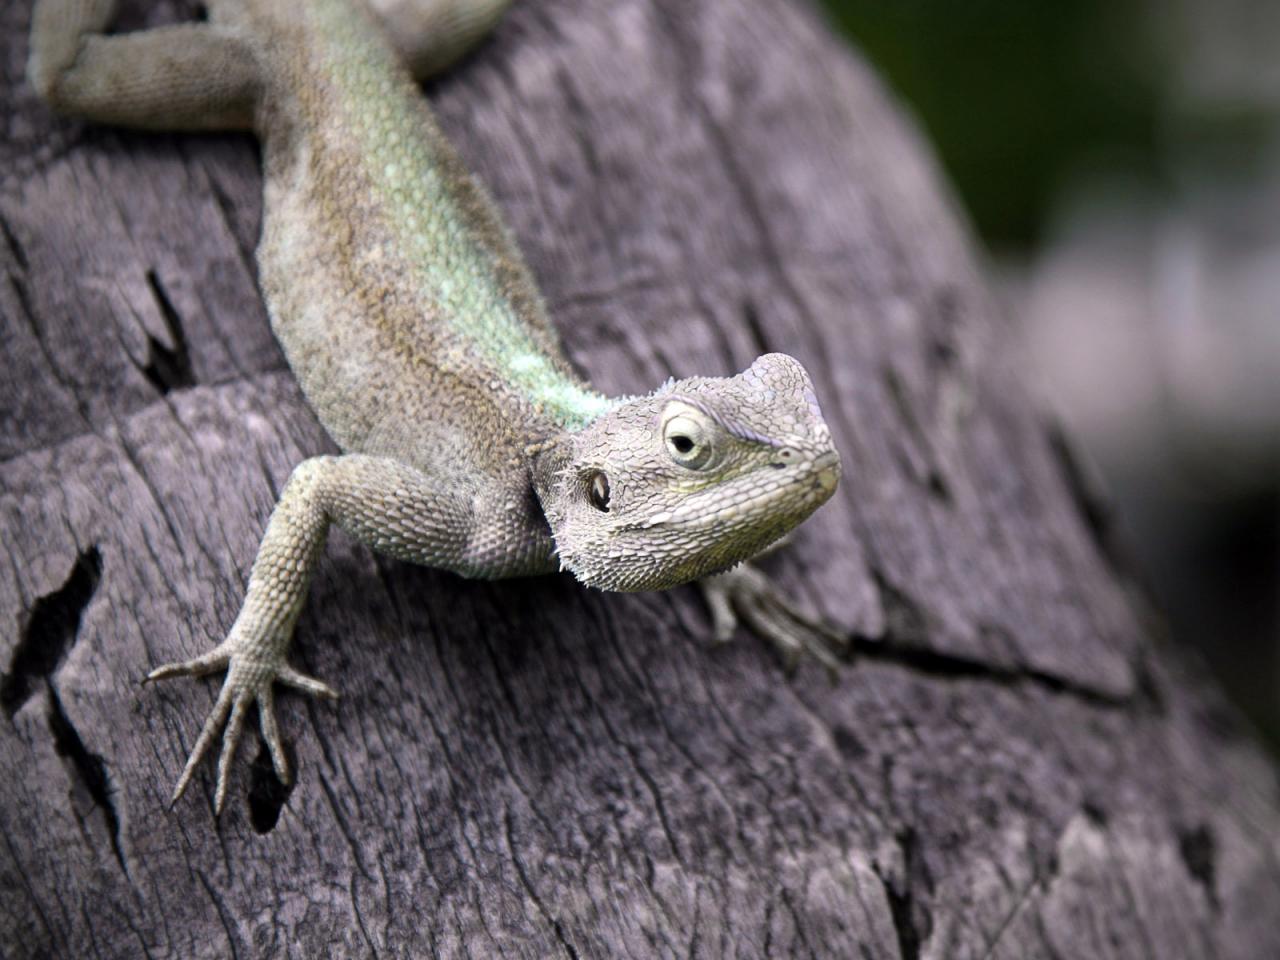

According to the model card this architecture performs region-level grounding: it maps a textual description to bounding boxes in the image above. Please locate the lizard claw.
[698,562,847,679]
[148,646,336,814]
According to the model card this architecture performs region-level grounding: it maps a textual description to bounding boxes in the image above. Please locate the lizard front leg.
[147,454,512,814]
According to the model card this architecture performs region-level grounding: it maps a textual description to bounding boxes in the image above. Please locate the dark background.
[820,0,1280,750]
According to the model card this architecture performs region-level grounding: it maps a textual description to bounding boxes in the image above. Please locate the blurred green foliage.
[820,0,1164,249]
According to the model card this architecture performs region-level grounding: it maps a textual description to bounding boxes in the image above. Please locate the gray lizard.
[27,0,843,814]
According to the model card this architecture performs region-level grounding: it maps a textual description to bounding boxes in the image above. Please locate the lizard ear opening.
[587,471,611,512]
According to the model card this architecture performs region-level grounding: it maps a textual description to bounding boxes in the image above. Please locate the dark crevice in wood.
[45,682,130,880]
[977,875,1043,960]
[868,566,931,645]
[1045,422,1125,574]
[873,829,932,960]
[1081,799,1109,826]
[925,471,950,503]
[250,439,283,501]
[882,365,952,505]
[922,285,975,418]
[0,361,294,469]
[201,153,261,276]
[851,634,1131,709]
[648,344,677,383]
[2,546,102,718]
[925,287,962,375]
[0,544,124,874]
[690,285,739,376]
[928,332,959,376]
[196,869,245,960]
[9,269,92,426]
[247,739,294,834]
[553,65,603,188]
[141,270,196,395]
[0,211,29,270]
[861,568,1130,708]
[1178,823,1219,912]
[740,299,771,358]
[1131,651,1167,715]
[505,808,581,960]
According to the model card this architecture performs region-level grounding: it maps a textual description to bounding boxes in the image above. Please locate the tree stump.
[2,0,1279,956]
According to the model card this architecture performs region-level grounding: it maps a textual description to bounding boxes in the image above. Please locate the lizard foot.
[145,643,337,814]
[699,563,848,678]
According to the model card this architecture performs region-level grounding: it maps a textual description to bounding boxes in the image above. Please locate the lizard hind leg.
[28,0,260,131]
[369,0,515,79]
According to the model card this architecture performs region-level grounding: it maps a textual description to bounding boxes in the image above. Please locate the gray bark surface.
[3,0,1279,956]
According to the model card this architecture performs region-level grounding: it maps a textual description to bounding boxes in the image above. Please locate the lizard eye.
[587,471,611,511]
[663,413,713,469]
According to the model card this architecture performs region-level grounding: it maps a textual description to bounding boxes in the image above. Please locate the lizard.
[26,0,844,815]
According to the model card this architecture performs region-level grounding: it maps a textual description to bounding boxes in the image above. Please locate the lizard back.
[246,0,610,473]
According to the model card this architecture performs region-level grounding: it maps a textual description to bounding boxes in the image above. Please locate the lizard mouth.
[622,450,841,534]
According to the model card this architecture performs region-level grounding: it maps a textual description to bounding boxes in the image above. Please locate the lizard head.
[540,353,841,592]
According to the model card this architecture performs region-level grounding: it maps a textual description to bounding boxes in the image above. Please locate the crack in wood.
[0,546,130,877]
[1177,823,1219,913]
[0,211,30,271]
[504,807,581,960]
[882,364,953,505]
[246,739,294,834]
[200,152,261,277]
[861,567,1131,708]
[2,546,102,717]
[8,269,91,426]
[851,631,1131,709]
[140,269,196,395]
[739,299,771,359]
[0,544,136,881]
[873,828,932,960]
[46,683,131,880]
[1044,423,1126,575]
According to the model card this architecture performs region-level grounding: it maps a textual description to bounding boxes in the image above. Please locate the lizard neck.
[528,431,576,523]
[515,366,617,432]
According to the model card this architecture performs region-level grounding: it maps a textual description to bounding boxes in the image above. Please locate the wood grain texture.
[3,0,1279,956]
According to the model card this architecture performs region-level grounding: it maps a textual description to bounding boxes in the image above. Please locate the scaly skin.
[28,0,844,815]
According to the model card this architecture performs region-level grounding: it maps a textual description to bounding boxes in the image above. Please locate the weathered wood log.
[3,0,1279,956]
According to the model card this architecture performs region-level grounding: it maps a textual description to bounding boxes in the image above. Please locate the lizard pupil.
[671,435,694,454]
[588,472,611,512]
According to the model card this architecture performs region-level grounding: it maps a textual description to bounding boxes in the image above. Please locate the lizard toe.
[145,643,232,684]
[213,695,252,816]
[278,664,339,699]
